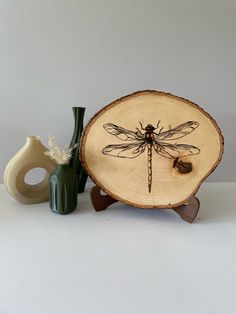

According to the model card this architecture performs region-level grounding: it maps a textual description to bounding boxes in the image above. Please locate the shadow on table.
[74,194,181,223]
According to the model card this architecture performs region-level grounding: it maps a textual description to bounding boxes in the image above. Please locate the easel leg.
[172,197,200,223]
[90,185,118,211]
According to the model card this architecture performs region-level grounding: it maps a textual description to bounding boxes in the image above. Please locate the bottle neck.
[58,163,69,170]
[26,136,41,146]
[73,107,85,130]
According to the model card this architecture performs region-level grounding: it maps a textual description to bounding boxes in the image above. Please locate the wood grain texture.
[80,90,224,208]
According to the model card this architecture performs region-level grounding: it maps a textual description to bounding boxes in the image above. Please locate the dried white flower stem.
[45,135,77,165]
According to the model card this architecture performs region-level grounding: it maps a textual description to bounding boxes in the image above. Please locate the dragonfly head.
[145,124,156,132]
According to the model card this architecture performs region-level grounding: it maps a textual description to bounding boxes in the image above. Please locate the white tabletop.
[0,182,235,314]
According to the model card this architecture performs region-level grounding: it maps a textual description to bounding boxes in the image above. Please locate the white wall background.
[0,0,235,182]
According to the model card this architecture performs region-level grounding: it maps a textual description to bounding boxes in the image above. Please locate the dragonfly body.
[102,121,200,193]
[144,124,156,143]
[144,124,156,192]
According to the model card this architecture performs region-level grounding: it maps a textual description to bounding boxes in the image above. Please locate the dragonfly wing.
[153,141,200,159]
[103,123,144,141]
[155,121,199,141]
[102,142,146,158]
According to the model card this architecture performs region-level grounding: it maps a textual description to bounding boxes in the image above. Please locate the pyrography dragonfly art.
[102,120,200,193]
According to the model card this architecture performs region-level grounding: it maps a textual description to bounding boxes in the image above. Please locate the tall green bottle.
[69,107,88,193]
[49,164,78,214]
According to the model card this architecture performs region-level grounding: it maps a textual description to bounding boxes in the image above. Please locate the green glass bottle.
[69,107,88,193]
[49,164,78,214]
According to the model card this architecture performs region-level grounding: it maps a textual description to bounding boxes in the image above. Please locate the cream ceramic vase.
[4,136,56,204]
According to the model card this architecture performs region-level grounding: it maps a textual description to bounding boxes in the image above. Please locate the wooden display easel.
[90,185,200,223]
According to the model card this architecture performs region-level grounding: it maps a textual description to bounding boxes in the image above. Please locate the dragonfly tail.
[147,144,152,193]
[148,184,152,193]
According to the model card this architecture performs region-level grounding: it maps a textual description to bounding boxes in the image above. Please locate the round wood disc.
[80,90,224,208]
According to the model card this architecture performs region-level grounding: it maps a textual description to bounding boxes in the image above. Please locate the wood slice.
[80,90,224,208]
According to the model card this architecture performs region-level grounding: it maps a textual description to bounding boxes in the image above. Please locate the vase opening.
[26,135,40,142]
[27,136,40,139]
[72,106,86,110]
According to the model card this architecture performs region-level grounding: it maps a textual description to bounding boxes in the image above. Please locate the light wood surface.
[81,91,223,208]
